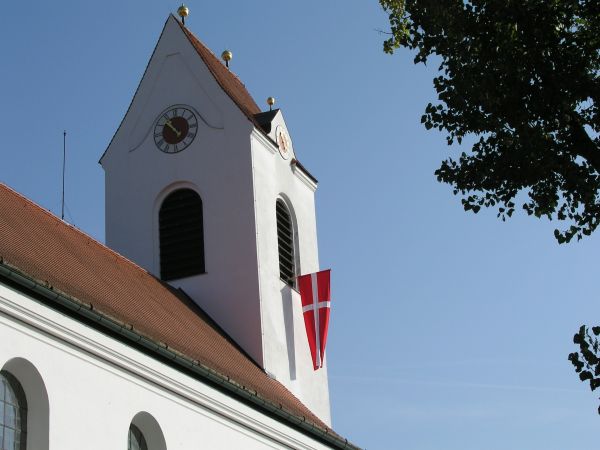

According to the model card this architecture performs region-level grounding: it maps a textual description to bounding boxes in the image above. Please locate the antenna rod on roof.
[62,130,66,221]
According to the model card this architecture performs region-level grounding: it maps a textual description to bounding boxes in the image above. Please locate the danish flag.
[297,269,331,370]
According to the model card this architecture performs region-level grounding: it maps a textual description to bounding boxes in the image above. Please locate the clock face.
[154,106,198,153]
[276,126,290,160]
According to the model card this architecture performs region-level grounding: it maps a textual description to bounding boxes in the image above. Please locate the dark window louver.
[276,199,295,286]
[159,189,205,281]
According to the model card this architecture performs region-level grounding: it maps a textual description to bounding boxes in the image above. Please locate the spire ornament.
[177,4,189,25]
[221,50,233,68]
[267,97,275,111]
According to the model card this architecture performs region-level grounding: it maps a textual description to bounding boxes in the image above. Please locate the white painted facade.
[0,283,335,450]
[101,15,330,423]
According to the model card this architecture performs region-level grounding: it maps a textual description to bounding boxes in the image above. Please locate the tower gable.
[100,14,259,166]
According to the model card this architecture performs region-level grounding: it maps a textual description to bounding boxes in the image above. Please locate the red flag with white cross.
[297,269,331,370]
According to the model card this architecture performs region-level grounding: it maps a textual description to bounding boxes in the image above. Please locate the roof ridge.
[181,30,247,87]
[176,19,262,120]
[0,182,155,281]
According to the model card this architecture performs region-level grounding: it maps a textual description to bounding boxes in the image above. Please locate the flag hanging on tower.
[297,269,331,370]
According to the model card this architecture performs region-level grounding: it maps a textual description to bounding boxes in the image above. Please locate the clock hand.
[165,120,182,137]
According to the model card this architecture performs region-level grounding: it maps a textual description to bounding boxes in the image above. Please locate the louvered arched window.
[276,199,296,286]
[0,370,27,450]
[127,424,148,450]
[159,189,205,281]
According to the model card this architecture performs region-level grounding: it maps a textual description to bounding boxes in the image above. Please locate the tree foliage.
[569,326,600,413]
[380,0,600,243]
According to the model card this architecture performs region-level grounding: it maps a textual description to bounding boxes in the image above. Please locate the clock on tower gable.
[101,14,331,425]
[254,109,297,162]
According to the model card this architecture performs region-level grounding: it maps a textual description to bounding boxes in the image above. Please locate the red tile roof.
[0,183,329,430]
[177,19,263,125]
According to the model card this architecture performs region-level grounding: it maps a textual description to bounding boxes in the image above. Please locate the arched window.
[276,199,296,286]
[0,370,27,450]
[128,424,148,450]
[159,188,205,281]
[128,412,166,450]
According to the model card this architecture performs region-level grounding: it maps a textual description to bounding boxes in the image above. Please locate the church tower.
[100,14,330,424]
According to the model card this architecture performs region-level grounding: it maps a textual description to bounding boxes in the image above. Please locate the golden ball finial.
[177,4,189,19]
[267,97,276,107]
[221,50,233,62]
[221,50,233,68]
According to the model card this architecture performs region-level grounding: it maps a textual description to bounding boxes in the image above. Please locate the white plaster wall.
[251,129,331,426]
[102,16,263,366]
[0,283,334,450]
[101,15,331,426]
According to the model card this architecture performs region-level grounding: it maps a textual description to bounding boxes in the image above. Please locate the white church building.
[0,12,359,450]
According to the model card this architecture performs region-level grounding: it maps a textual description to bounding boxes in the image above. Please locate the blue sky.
[1,1,599,449]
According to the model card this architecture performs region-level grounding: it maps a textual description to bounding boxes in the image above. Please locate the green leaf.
[580,371,593,382]
[380,0,600,244]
